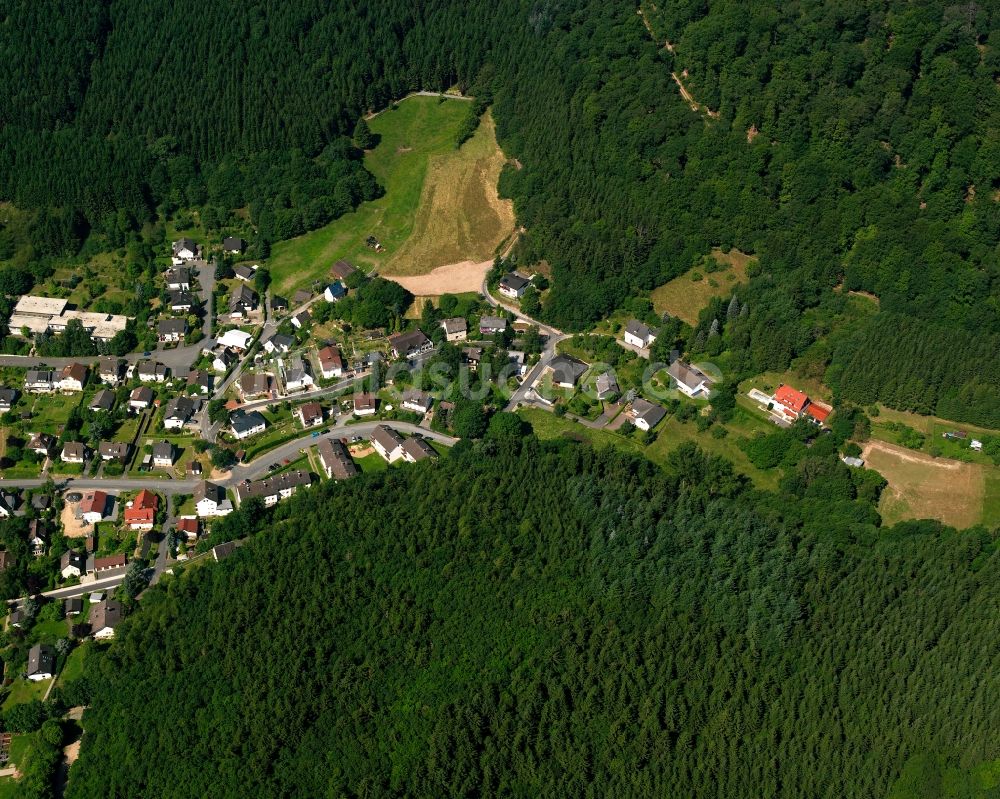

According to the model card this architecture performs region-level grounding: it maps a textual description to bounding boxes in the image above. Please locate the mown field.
[269,97,513,295]
[651,248,753,325]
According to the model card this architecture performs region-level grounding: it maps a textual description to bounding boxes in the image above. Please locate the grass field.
[269,97,514,295]
[651,248,753,325]
[2,678,48,711]
[862,439,986,528]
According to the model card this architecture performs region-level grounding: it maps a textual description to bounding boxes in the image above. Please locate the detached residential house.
[629,398,667,432]
[168,290,195,313]
[239,372,271,400]
[60,550,86,579]
[353,393,377,416]
[98,358,124,385]
[401,436,437,463]
[317,345,344,379]
[90,599,124,639]
[64,598,83,616]
[172,238,198,261]
[234,470,312,507]
[595,371,619,400]
[388,329,432,360]
[137,360,169,382]
[92,554,127,577]
[281,354,313,392]
[89,389,115,413]
[194,481,233,517]
[0,387,18,413]
[667,360,713,399]
[479,315,508,336]
[213,348,238,373]
[59,363,88,392]
[224,236,246,254]
[772,385,830,425]
[547,356,588,389]
[61,441,87,464]
[28,432,55,456]
[229,285,258,317]
[323,282,347,303]
[152,441,176,468]
[124,489,159,530]
[27,520,47,556]
[177,517,199,541]
[233,264,257,281]
[371,425,406,463]
[98,441,130,462]
[623,320,656,349]
[330,260,357,281]
[187,369,211,395]
[230,409,267,440]
[271,295,288,312]
[24,370,56,393]
[129,385,154,411]
[158,318,187,342]
[163,396,197,429]
[498,272,531,299]
[80,490,111,524]
[401,390,433,415]
[440,317,468,342]
[264,333,294,355]
[317,438,358,480]
[26,644,56,681]
[296,402,323,428]
[165,266,191,290]
[291,310,311,329]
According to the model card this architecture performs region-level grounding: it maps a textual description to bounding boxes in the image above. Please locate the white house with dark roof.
[194,481,233,517]
[498,272,531,299]
[172,238,198,261]
[628,398,667,432]
[440,317,467,342]
[371,425,405,463]
[667,360,712,398]
[623,320,656,349]
[401,390,433,415]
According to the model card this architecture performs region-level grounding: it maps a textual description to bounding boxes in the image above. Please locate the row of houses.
[370,425,438,464]
[24,363,88,393]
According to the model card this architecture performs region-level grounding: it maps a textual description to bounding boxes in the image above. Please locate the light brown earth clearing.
[60,502,90,538]
[862,439,985,529]
[386,259,491,296]
[651,248,754,324]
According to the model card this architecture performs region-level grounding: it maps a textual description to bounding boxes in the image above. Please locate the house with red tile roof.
[124,489,159,530]
[772,384,831,426]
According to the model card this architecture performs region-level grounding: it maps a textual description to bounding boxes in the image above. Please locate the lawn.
[56,643,92,688]
[651,248,753,325]
[2,678,49,711]
[269,96,513,294]
[27,392,82,435]
[519,408,644,456]
[356,452,389,473]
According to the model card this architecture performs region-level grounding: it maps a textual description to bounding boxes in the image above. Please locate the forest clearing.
[268,97,512,295]
[651,248,753,324]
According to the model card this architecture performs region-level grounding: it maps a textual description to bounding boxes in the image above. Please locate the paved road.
[480,279,567,411]
[16,574,131,604]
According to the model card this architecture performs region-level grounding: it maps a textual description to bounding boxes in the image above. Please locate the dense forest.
[60,434,1000,797]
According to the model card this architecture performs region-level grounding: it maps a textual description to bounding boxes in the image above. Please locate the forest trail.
[637,4,719,120]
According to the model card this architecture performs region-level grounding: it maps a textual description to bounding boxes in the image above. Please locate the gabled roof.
[372,425,405,453]
[354,393,377,411]
[317,438,358,480]
[297,402,323,422]
[223,236,246,251]
[389,329,430,356]
[499,272,530,291]
[330,259,357,279]
[401,437,437,461]
[80,490,110,514]
[230,284,258,310]
[61,441,86,460]
[480,315,507,330]
[441,317,467,334]
[548,355,587,385]
[130,385,154,403]
[172,238,197,254]
[667,360,711,392]
[631,398,666,429]
[152,441,174,460]
[230,409,267,434]
[27,644,55,676]
[194,480,225,504]
[163,396,196,420]
[318,345,343,371]
[324,281,347,299]
[60,362,88,383]
[90,599,124,631]
[773,385,809,414]
[239,372,271,396]
[90,389,115,411]
[625,319,654,341]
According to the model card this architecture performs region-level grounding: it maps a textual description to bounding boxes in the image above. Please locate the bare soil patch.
[60,502,90,538]
[862,439,985,528]
[386,259,491,296]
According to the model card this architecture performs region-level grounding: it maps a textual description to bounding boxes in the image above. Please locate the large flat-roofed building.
[8,296,128,342]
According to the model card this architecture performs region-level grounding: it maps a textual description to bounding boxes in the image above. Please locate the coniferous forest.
[62,436,1000,798]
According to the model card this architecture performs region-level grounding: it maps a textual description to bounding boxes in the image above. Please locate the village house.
[498,272,531,299]
[124,489,159,531]
[136,360,169,382]
[158,318,187,342]
[271,295,288,312]
[239,372,272,400]
[402,390,433,415]
[0,387,18,413]
[172,238,198,261]
[91,554,128,578]
[217,329,253,351]
[27,519,47,556]
[194,481,233,517]
[177,517,199,541]
[98,357,124,385]
[168,290,195,313]
[165,266,191,290]
[60,550,86,579]
[354,393,377,416]
[61,441,87,464]
[223,236,246,254]
[296,402,324,428]
[230,409,267,440]
[547,356,588,389]
[26,644,56,681]
[291,310,311,329]
[623,320,657,349]
[668,360,713,399]
[281,354,314,392]
[317,438,358,480]
[462,346,483,371]
[401,436,437,463]
[152,441,176,468]
[129,385,154,411]
[24,370,56,393]
[771,385,830,425]
[324,282,347,302]
[479,315,508,336]
[234,470,313,507]
[89,389,115,413]
[187,369,212,395]
[186,460,203,476]
[440,317,468,342]
[99,441,130,462]
[229,285,258,317]
[317,345,344,379]
[64,598,83,616]
[28,432,55,457]
[233,264,257,281]
[371,425,406,463]
[595,371,619,400]
[89,599,124,639]
[389,329,432,360]
[330,260,357,281]
[213,348,238,373]
[628,398,667,432]
[264,333,294,355]
[80,490,111,524]
[58,363,88,392]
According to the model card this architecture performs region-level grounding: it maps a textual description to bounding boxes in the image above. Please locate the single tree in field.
[353,118,374,150]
